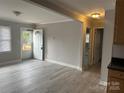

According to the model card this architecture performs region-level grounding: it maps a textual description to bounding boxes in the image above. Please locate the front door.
[33,29,44,60]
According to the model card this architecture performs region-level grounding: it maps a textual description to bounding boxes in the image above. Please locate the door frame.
[82,27,104,69]
[20,27,33,61]
[93,27,104,64]
[82,27,92,69]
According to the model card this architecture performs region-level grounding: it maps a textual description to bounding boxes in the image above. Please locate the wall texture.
[0,19,32,64]
[112,45,124,58]
[100,10,115,82]
[39,21,83,69]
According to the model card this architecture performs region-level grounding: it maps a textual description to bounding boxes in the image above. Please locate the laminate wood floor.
[0,60,106,93]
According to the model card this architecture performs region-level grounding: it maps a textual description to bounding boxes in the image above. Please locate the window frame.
[0,25,12,54]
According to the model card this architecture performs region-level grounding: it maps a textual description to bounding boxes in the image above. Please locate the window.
[0,26,11,53]
[85,28,90,43]
[86,34,90,43]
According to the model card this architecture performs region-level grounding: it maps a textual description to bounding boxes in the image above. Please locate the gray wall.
[39,21,83,68]
[0,19,32,63]
[100,10,115,82]
[112,45,124,58]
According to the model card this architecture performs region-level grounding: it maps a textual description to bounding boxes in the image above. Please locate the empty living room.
[0,0,124,93]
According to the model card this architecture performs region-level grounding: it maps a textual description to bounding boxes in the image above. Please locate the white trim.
[0,59,21,67]
[40,19,74,25]
[99,80,107,86]
[45,59,82,71]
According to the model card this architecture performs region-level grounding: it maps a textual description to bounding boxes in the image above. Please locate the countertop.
[108,58,124,72]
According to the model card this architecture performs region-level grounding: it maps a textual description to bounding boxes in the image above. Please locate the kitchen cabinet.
[114,0,124,44]
[107,69,124,93]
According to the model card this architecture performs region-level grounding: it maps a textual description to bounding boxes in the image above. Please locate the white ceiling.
[0,0,116,24]
[48,0,116,18]
[0,0,72,24]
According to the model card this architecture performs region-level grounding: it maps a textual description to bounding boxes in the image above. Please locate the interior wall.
[100,9,115,82]
[38,21,83,69]
[0,19,32,63]
[112,45,124,58]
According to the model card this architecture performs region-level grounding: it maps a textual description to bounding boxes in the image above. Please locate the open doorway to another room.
[93,28,104,66]
[83,28,91,69]
[83,28,104,70]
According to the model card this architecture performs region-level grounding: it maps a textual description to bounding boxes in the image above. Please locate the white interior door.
[33,29,43,60]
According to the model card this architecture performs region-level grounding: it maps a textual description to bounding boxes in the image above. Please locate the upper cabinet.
[114,0,124,44]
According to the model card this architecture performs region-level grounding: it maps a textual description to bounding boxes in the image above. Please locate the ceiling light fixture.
[13,11,22,16]
[91,13,101,19]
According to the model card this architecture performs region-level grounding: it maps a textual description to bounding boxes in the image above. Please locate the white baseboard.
[0,59,21,67]
[45,59,82,71]
[99,80,107,86]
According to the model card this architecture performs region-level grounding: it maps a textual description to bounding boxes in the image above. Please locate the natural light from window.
[0,26,11,53]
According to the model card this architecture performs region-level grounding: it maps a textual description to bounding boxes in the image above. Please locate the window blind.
[0,26,11,52]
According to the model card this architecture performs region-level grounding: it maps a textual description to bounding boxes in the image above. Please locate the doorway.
[21,29,33,60]
[83,28,104,69]
[21,28,44,61]
[83,28,91,69]
[93,28,104,64]
[33,29,44,60]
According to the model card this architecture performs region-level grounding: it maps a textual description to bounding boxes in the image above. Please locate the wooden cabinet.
[114,0,124,44]
[107,69,124,93]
